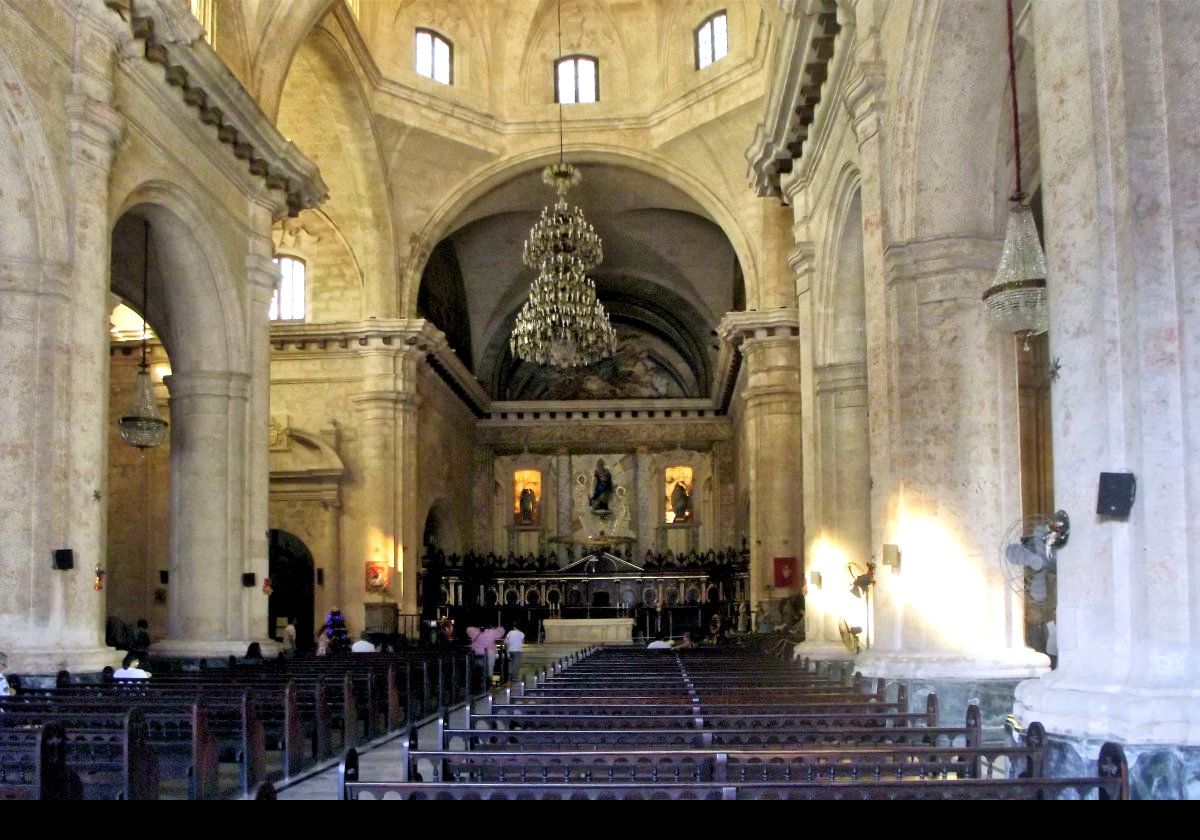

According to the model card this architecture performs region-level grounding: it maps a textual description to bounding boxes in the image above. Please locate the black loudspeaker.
[1097,472,1136,517]
[242,573,256,587]
[159,570,169,585]
[316,568,325,586]
[52,549,74,571]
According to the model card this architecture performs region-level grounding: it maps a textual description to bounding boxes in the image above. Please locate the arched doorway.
[269,529,315,651]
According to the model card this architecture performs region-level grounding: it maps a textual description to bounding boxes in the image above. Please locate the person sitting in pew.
[113,653,151,679]
[0,651,11,696]
[351,632,378,653]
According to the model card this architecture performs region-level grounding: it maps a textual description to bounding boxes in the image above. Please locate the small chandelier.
[982,0,1049,351]
[509,1,616,368]
[117,221,169,449]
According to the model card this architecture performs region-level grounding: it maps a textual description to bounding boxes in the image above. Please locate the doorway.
[268,529,315,651]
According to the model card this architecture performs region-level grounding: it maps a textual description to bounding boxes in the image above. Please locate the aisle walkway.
[275,643,587,800]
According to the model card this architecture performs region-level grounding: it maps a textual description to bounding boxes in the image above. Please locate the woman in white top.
[113,653,151,679]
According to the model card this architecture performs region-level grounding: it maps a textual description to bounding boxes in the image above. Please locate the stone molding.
[116,0,326,217]
[163,369,249,400]
[746,0,842,196]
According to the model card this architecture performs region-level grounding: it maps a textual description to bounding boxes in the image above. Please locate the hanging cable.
[557,0,564,164]
[1006,0,1022,199]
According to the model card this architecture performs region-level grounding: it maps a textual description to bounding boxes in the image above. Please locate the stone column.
[156,370,254,655]
[1,2,130,672]
[242,223,278,643]
[798,363,871,659]
[556,448,572,552]
[1015,2,1200,789]
[721,312,805,605]
[350,388,397,635]
[395,388,421,615]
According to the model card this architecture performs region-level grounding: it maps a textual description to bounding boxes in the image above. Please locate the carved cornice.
[712,309,802,412]
[478,416,731,453]
[270,319,490,418]
[120,0,326,217]
[746,0,842,197]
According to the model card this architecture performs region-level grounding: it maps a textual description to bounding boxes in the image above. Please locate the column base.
[855,648,1050,681]
[1014,675,1200,746]
[1026,729,1200,800]
[6,646,117,675]
[150,639,283,659]
[790,640,852,662]
[855,648,1050,741]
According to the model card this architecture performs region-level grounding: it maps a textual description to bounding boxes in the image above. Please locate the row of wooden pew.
[338,647,1130,800]
[0,649,479,800]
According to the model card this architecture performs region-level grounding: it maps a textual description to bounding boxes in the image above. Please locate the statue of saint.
[670,480,692,522]
[589,459,614,512]
[518,487,537,524]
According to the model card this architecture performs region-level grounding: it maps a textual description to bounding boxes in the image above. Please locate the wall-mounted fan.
[999,510,1069,623]
[838,617,863,655]
[847,562,875,599]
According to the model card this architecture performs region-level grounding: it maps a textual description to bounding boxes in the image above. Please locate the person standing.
[282,618,297,657]
[504,624,525,683]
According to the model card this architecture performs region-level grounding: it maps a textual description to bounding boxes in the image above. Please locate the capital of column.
[66,93,125,170]
[717,309,801,350]
[788,243,817,296]
[843,60,886,147]
[245,252,281,300]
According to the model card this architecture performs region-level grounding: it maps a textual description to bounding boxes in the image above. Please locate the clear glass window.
[556,56,598,104]
[696,11,729,69]
[416,29,453,84]
[270,256,306,322]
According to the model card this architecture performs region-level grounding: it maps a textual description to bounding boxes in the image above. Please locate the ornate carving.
[268,415,291,451]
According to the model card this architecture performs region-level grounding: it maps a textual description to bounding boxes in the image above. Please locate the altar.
[542,617,635,644]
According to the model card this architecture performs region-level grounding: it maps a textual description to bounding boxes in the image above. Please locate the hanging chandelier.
[982,0,1049,351]
[117,221,169,449]
[509,2,616,368]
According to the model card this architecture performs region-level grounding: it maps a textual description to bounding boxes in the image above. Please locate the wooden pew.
[0,723,79,800]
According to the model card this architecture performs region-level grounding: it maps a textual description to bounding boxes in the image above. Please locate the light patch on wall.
[513,469,541,525]
[664,465,693,523]
[891,513,987,650]
[808,536,868,631]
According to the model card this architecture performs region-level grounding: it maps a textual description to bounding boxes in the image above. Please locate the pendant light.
[117,221,169,449]
[982,0,1049,351]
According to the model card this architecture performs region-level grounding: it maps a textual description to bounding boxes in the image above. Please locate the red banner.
[774,557,799,589]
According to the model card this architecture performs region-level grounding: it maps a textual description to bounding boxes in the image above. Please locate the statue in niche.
[670,480,692,522]
[589,459,614,514]
[518,487,537,525]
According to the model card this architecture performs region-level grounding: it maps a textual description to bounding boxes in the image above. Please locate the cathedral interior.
[0,0,1196,798]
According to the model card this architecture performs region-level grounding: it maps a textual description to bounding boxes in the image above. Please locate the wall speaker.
[159,570,169,585]
[316,568,325,586]
[242,572,256,587]
[52,549,74,571]
[1097,472,1136,517]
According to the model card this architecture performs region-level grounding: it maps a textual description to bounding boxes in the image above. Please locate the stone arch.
[518,0,630,106]
[402,146,760,322]
[891,0,1008,241]
[279,23,396,320]
[816,164,865,368]
[111,181,244,375]
[423,498,462,555]
[251,0,339,122]
[0,44,67,265]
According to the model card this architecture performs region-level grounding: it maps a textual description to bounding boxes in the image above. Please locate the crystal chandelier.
[509,2,616,368]
[117,221,169,449]
[982,0,1049,351]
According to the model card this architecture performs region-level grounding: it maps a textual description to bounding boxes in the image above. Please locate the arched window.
[695,11,728,70]
[270,256,306,322]
[555,56,598,104]
[415,29,453,84]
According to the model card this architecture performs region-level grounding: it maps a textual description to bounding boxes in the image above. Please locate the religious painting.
[513,469,541,525]
[365,560,392,592]
[774,557,799,589]
[664,465,694,524]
